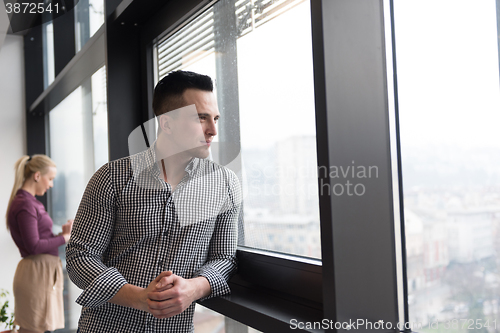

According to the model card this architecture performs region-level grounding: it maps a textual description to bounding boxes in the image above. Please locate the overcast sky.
[395,0,500,149]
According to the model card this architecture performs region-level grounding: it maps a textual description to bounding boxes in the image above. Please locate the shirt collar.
[145,141,200,178]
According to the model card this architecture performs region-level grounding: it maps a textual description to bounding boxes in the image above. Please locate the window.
[42,19,55,88]
[75,0,105,52]
[155,0,320,259]
[394,0,500,328]
[49,66,108,330]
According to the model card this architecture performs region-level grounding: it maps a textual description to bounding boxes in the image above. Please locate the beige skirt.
[13,254,64,331]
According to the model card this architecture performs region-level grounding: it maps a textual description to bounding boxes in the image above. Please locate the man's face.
[159,89,219,159]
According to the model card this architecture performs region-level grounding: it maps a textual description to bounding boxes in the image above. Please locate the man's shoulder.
[89,152,147,189]
[196,158,238,182]
[101,149,151,175]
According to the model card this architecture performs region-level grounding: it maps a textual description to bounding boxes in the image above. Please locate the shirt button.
[158,261,163,266]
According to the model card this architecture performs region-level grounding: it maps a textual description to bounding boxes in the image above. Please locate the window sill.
[199,280,324,333]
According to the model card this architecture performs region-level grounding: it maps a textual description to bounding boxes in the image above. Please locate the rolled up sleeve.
[66,164,127,308]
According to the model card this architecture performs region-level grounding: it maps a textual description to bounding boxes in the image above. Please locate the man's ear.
[159,114,172,134]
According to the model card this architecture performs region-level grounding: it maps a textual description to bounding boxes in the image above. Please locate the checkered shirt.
[66,144,241,333]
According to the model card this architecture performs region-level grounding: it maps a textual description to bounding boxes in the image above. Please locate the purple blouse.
[8,189,65,257]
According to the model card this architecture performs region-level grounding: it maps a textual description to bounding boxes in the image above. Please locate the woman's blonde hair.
[6,155,56,229]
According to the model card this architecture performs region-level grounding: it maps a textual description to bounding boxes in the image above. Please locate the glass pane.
[75,0,104,52]
[49,66,108,331]
[155,0,320,259]
[89,0,105,37]
[50,86,93,227]
[236,1,319,259]
[42,19,55,88]
[49,84,92,330]
[395,0,500,329]
[91,66,109,169]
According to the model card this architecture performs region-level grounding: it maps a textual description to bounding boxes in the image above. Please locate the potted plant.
[0,289,15,333]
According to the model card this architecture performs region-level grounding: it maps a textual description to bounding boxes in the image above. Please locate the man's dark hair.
[152,70,214,116]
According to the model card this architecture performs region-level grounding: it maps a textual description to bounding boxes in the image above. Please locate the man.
[66,70,241,332]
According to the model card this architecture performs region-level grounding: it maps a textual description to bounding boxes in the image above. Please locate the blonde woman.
[6,155,73,333]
